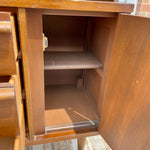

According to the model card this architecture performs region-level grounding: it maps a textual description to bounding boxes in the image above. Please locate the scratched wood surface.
[0,0,134,13]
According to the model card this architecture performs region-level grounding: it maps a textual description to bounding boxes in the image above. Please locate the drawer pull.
[0,87,15,100]
[0,21,11,33]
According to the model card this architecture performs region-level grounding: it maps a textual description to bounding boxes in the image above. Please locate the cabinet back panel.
[43,15,86,52]
[44,70,82,86]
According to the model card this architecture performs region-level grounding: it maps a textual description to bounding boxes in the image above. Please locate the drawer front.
[0,86,19,137]
[0,12,16,75]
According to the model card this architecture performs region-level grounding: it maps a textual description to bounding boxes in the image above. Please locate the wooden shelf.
[44,52,102,70]
[45,85,99,131]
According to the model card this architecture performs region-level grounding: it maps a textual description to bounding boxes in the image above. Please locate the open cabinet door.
[99,14,150,150]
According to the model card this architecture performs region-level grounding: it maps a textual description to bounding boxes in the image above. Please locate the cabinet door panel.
[99,14,150,150]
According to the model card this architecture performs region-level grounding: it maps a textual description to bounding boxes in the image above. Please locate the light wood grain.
[26,129,99,146]
[0,0,134,13]
[0,19,20,136]
[0,87,15,100]
[0,12,16,75]
[0,97,19,137]
[0,12,25,147]
[45,85,99,127]
[14,104,25,150]
[18,8,34,140]
[0,102,25,149]
[13,29,25,150]
[100,14,150,150]
[0,76,18,137]
[44,52,102,70]
[0,21,11,33]
[18,8,45,138]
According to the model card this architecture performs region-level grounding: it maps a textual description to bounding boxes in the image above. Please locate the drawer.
[0,76,19,137]
[0,12,16,75]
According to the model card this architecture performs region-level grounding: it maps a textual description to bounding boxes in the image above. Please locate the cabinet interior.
[0,76,11,83]
[0,76,13,87]
[42,15,115,133]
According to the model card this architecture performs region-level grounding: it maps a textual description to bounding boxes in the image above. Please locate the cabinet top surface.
[0,0,134,13]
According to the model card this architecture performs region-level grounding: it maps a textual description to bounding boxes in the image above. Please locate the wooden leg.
[78,137,86,150]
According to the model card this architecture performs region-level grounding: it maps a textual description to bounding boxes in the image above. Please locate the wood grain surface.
[0,96,19,137]
[26,129,99,146]
[96,17,117,116]
[18,8,45,138]
[0,21,11,33]
[0,87,15,100]
[43,9,117,18]
[0,0,134,13]
[0,14,20,137]
[0,12,16,75]
[0,137,15,150]
[45,85,99,127]
[100,14,150,150]
[43,15,86,52]
[45,70,82,86]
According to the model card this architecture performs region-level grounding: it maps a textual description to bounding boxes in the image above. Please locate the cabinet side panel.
[100,14,150,150]
[85,69,102,105]
[89,18,110,66]
[86,17,117,114]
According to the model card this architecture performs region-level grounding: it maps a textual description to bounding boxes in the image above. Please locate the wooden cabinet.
[18,9,118,143]
[0,1,150,150]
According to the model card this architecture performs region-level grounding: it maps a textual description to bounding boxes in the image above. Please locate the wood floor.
[25,135,111,150]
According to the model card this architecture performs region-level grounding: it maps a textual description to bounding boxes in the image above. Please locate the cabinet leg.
[78,137,86,150]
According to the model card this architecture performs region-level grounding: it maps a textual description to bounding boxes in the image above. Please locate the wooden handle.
[0,21,11,33]
[0,87,15,100]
